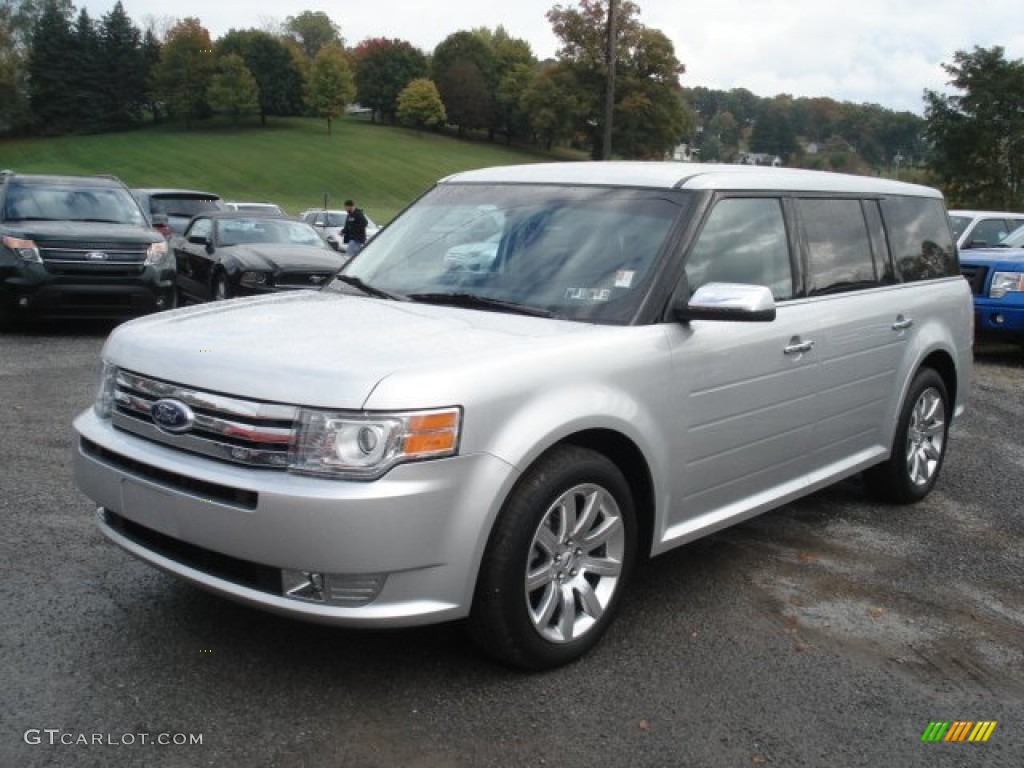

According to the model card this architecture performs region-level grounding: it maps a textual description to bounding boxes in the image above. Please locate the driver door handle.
[784,338,815,356]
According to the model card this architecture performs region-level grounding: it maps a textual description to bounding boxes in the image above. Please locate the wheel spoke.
[581,512,622,549]
[530,583,558,627]
[576,580,604,620]
[570,490,600,540]
[526,560,556,591]
[556,584,576,640]
[580,554,622,579]
[533,525,560,557]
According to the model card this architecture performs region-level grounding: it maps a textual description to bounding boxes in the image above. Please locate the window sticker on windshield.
[614,270,635,288]
[565,287,611,302]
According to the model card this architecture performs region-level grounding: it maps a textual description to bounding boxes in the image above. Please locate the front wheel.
[864,368,950,503]
[470,445,636,670]
[213,274,231,301]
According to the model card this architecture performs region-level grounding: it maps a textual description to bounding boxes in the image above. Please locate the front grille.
[960,264,988,295]
[39,241,149,276]
[104,509,281,594]
[111,370,298,468]
[274,271,335,289]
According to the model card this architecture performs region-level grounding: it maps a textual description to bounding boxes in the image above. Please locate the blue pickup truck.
[960,224,1024,343]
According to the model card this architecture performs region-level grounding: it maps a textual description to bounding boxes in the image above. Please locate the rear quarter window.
[881,197,957,281]
[798,198,880,294]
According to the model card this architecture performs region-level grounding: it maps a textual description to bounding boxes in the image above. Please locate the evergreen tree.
[26,0,74,133]
[69,8,103,132]
[99,1,145,129]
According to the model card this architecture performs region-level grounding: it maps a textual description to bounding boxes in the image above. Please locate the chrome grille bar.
[112,370,298,468]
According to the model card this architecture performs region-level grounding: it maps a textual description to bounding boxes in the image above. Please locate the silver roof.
[440,161,942,198]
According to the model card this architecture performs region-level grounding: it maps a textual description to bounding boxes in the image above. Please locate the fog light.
[992,313,1005,325]
[18,297,29,307]
[281,569,387,606]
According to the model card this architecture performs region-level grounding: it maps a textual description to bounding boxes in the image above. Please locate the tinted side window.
[967,218,1011,248]
[880,197,957,281]
[685,198,793,300]
[797,198,880,295]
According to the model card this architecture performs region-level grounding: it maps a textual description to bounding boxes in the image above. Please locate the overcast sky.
[83,0,1024,115]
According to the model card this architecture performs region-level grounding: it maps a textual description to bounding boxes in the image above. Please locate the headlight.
[240,271,268,285]
[990,271,1024,299]
[289,407,461,479]
[93,361,118,419]
[2,235,41,263]
[144,240,168,266]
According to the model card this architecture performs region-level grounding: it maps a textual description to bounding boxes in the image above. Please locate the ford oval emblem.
[150,398,195,434]
[85,251,109,261]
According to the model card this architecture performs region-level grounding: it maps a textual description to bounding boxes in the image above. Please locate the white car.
[223,201,285,215]
[300,208,380,253]
[948,209,1024,250]
[73,162,972,670]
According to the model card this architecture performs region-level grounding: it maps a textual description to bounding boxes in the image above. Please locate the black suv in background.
[132,188,225,237]
[0,171,173,328]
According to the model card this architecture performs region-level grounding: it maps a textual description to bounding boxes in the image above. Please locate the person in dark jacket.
[342,199,368,258]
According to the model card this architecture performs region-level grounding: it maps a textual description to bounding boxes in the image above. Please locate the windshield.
[217,217,325,247]
[329,183,683,324]
[1000,223,1024,248]
[3,181,147,225]
[150,195,221,217]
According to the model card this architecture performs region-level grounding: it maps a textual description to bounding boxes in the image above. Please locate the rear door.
[795,197,908,473]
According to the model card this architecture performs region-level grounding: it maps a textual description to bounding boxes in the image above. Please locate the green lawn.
[0,117,568,223]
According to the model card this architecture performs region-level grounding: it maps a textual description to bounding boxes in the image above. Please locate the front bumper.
[972,296,1024,340]
[2,262,175,319]
[73,409,517,627]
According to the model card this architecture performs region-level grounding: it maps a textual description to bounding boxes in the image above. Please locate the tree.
[150,17,216,128]
[218,29,305,125]
[99,1,146,129]
[305,44,354,134]
[67,8,105,132]
[207,53,258,124]
[26,0,74,133]
[925,46,1024,209]
[351,37,427,123]
[520,64,579,150]
[750,99,798,160]
[547,0,690,159]
[476,26,535,144]
[432,31,495,136]
[285,10,340,60]
[396,77,445,131]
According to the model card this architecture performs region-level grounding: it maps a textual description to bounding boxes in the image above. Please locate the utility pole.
[602,0,617,160]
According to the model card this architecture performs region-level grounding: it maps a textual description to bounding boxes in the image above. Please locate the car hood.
[102,291,597,409]
[225,244,344,272]
[960,247,1024,267]
[7,220,160,244]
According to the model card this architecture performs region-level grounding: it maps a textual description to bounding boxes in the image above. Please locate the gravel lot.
[1,321,1021,768]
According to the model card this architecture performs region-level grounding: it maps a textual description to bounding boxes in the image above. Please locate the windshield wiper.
[334,274,406,300]
[407,291,555,318]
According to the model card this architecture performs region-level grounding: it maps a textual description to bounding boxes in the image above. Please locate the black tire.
[864,368,950,504]
[469,445,636,670]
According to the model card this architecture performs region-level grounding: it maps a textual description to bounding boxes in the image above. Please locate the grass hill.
[0,117,568,223]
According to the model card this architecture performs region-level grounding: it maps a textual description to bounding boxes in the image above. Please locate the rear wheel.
[864,368,949,503]
[470,445,636,670]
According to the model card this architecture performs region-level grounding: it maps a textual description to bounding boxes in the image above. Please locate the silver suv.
[73,162,972,669]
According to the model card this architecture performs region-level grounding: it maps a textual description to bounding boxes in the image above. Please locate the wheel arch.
[917,348,958,417]
[555,428,657,561]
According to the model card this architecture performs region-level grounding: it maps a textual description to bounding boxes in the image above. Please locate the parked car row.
[1,171,361,327]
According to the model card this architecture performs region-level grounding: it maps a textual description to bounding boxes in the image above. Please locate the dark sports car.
[171,212,346,302]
